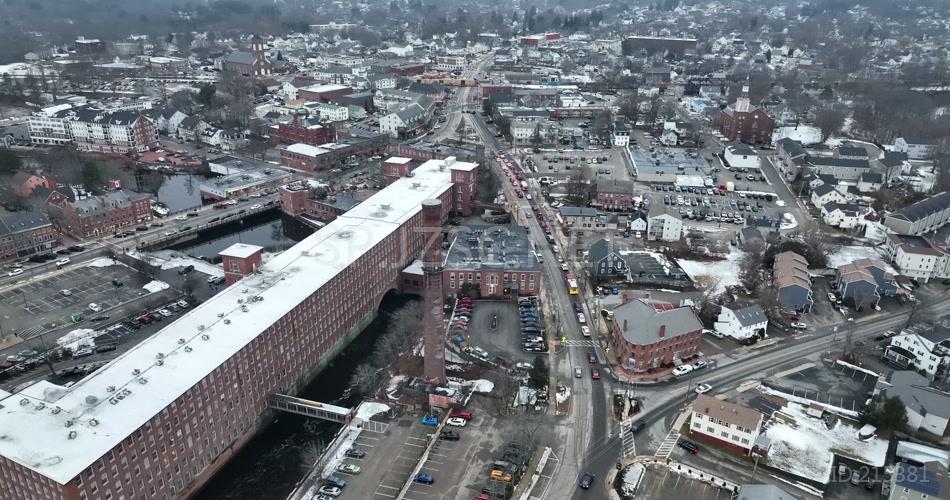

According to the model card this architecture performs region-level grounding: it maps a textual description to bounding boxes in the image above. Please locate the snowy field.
[128,250,224,277]
[827,245,893,271]
[676,249,745,293]
[765,401,888,484]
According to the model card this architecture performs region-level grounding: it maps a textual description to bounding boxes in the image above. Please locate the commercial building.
[0,208,59,262]
[45,189,152,238]
[886,461,949,500]
[723,144,760,170]
[278,135,389,172]
[442,225,541,298]
[276,114,335,145]
[0,157,478,500]
[714,303,768,342]
[884,191,950,236]
[608,298,703,373]
[595,180,634,211]
[278,182,363,223]
[198,167,291,201]
[297,84,353,103]
[28,105,159,154]
[690,394,764,455]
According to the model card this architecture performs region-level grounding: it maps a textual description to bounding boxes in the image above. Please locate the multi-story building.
[297,84,353,103]
[589,239,628,280]
[611,121,630,147]
[714,303,768,342]
[834,258,899,311]
[311,103,349,122]
[278,135,389,173]
[713,86,775,144]
[276,114,335,145]
[773,251,813,314]
[608,298,703,373]
[219,35,271,76]
[431,55,466,72]
[68,109,160,154]
[647,213,683,241]
[884,191,950,236]
[595,180,634,211]
[690,394,764,455]
[883,325,950,381]
[380,104,428,138]
[894,136,938,160]
[442,225,541,298]
[875,371,950,436]
[278,182,362,222]
[886,461,950,500]
[884,234,950,283]
[723,144,759,170]
[45,190,152,238]
[0,208,59,261]
[28,104,76,146]
[0,157,478,500]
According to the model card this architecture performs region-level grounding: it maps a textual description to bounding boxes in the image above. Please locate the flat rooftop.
[199,166,291,193]
[0,157,476,485]
[444,225,540,272]
[219,243,263,259]
[630,148,707,177]
[285,143,329,157]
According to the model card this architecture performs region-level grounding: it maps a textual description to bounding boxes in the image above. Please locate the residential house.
[659,121,698,147]
[557,207,618,232]
[714,303,768,342]
[805,155,871,182]
[589,239,628,281]
[857,173,883,194]
[311,102,349,122]
[810,184,847,208]
[595,180,634,211]
[46,190,152,238]
[380,104,428,137]
[886,461,949,500]
[612,121,630,147]
[11,172,49,198]
[608,298,704,373]
[773,251,813,314]
[775,138,807,181]
[628,210,648,232]
[713,86,775,144]
[884,191,950,236]
[884,325,950,381]
[724,144,760,170]
[690,394,764,455]
[884,234,950,283]
[821,202,869,230]
[894,136,938,160]
[875,371,950,436]
[647,213,683,241]
[0,208,59,262]
[442,225,541,298]
[835,258,898,311]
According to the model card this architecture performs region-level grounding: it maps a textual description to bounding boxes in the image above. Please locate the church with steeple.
[219,34,272,76]
[713,85,775,144]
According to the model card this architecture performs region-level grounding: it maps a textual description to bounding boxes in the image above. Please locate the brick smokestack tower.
[420,199,446,385]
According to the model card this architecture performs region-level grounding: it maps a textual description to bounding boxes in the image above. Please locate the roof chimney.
[623,319,628,331]
[659,325,666,338]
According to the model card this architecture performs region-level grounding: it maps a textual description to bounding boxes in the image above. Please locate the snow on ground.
[765,401,888,484]
[354,401,390,421]
[827,245,892,270]
[316,427,362,487]
[555,387,571,404]
[142,280,170,293]
[445,347,466,364]
[385,375,408,400]
[128,250,224,277]
[462,379,494,393]
[621,463,646,496]
[86,257,128,268]
[676,249,744,294]
[56,328,100,350]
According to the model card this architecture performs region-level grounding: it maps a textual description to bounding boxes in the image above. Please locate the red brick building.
[0,158,478,500]
[713,86,775,144]
[442,225,541,298]
[45,190,152,238]
[276,115,335,145]
[220,35,271,76]
[0,208,59,261]
[297,84,353,103]
[219,243,263,285]
[279,135,389,173]
[608,299,703,373]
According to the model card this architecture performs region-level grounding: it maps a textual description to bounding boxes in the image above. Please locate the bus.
[566,274,579,295]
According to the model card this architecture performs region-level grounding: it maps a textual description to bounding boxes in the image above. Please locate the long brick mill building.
[0,157,478,499]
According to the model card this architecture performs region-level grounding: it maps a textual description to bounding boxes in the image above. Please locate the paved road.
[429,54,493,143]
[470,112,615,500]
[760,155,811,228]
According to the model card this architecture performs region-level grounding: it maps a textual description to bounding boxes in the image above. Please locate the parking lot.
[465,300,540,364]
[527,148,630,183]
[0,263,146,337]
[632,463,734,500]
[340,409,502,500]
[641,183,787,232]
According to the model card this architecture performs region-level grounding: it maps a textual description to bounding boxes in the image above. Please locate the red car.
[591,369,601,380]
[449,408,473,420]
[587,352,597,364]
[136,314,154,324]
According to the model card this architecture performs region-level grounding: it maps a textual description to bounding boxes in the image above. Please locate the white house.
[875,372,950,436]
[821,202,868,230]
[724,144,760,170]
[628,210,648,232]
[612,121,630,147]
[313,102,349,122]
[810,183,848,208]
[690,394,764,455]
[894,136,937,160]
[380,103,428,137]
[647,213,683,241]
[883,328,950,380]
[884,233,950,283]
[714,302,768,341]
[857,172,883,194]
[659,128,680,147]
[278,82,298,100]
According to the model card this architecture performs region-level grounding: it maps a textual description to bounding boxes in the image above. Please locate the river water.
[168,211,312,261]
[193,293,416,500]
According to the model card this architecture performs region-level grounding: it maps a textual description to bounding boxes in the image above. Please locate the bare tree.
[738,241,766,293]
[814,107,847,142]
[564,171,590,206]
[350,362,382,397]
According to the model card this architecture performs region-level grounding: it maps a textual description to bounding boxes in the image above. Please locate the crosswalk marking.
[654,429,681,459]
[561,339,598,347]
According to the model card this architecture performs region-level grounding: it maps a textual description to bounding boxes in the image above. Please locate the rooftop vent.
[138,377,147,384]
[201,334,210,340]
[67,431,77,440]
[88,419,99,427]
[156,353,164,359]
[184,346,193,353]
[132,368,141,376]
[223,319,231,325]
[156,359,164,366]
[51,406,62,415]
[106,386,115,393]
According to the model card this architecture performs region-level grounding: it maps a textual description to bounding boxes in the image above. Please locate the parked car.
[178,265,195,275]
[111,279,123,287]
[414,473,434,485]
[574,367,583,378]
[581,326,591,337]
[323,475,346,488]
[56,258,70,267]
[672,365,693,377]
[439,430,460,441]
[703,329,724,339]
[449,408,473,420]
[158,309,173,317]
[60,289,72,296]
[677,439,699,454]
[317,486,341,497]
[790,322,807,330]
[73,347,94,359]
[8,268,23,277]
[95,343,117,353]
[421,415,439,426]
[336,463,360,475]
[576,313,586,324]
[446,417,467,427]
[692,360,707,370]
[344,449,366,459]
[629,419,646,433]
[88,303,102,312]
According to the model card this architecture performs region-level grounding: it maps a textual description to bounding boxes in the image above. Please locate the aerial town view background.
[0,1,949,499]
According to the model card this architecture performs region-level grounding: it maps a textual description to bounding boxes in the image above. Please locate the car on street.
[574,367,583,378]
[8,268,23,277]
[590,368,601,380]
[317,486,341,497]
[677,439,700,454]
[56,258,70,267]
[587,352,597,364]
[629,419,646,433]
[578,473,594,489]
[336,463,360,474]
[158,309,173,317]
[88,303,102,312]
[421,415,439,426]
[73,347,94,358]
[581,325,591,337]
[414,473,434,485]
[344,449,366,459]
[702,329,724,339]
[695,383,713,394]
[692,360,707,370]
[576,313,586,324]
[90,315,110,322]
[790,322,807,330]
[446,417,467,427]
[672,364,693,377]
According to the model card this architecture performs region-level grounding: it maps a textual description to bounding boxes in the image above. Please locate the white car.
[515,362,533,371]
[8,268,23,277]
[158,309,173,317]
[88,303,102,312]
[672,365,693,377]
[702,329,724,339]
[580,326,591,337]
[790,322,807,330]
[336,463,361,474]
[56,258,70,267]
[827,292,836,302]
[317,486,341,497]
[174,215,187,221]
[560,262,569,272]
[446,417,467,427]
[576,313,586,324]
[250,204,263,210]
[60,289,72,296]
[695,383,713,394]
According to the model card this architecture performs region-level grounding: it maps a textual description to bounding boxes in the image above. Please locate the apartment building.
[690,394,764,455]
